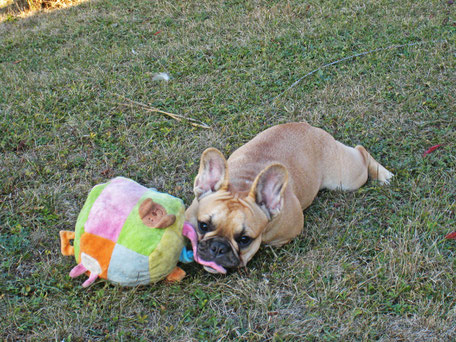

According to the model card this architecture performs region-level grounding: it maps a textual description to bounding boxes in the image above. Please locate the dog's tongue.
[182,222,227,274]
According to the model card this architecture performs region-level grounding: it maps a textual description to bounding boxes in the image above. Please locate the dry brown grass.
[0,0,81,19]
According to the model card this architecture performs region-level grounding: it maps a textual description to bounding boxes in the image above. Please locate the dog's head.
[187,148,288,273]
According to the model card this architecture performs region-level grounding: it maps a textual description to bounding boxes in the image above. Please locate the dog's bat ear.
[194,148,229,200]
[248,163,288,220]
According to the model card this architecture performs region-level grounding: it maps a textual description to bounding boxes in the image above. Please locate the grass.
[0,0,80,19]
[0,0,455,340]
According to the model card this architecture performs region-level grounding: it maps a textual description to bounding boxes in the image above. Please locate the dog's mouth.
[195,250,228,274]
[182,222,227,274]
[203,265,221,274]
[196,237,241,271]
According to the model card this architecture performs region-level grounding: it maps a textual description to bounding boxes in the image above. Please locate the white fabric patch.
[107,244,150,286]
[81,252,102,275]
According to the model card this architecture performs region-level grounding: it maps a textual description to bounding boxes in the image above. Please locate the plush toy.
[60,177,194,287]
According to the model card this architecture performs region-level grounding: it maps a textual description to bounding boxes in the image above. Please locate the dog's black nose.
[209,239,230,257]
[197,238,240,268]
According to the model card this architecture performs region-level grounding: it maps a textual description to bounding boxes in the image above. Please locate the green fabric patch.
[74,182,108,262]
[117,190,184,256]
[148,205,185,283]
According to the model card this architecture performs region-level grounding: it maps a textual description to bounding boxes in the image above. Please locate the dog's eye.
[198,221,210,233]
[237,235,252,247]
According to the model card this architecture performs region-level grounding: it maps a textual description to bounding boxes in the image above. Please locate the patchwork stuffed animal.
[60,177,191,287]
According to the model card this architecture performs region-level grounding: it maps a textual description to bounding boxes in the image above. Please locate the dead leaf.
[16,140,26,152]
[445,232,456,240]
[423,144,443,157]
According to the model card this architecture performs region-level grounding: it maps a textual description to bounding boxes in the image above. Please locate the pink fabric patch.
[84,177,147,242]
[82,272,99,288]
[70,263,87,278]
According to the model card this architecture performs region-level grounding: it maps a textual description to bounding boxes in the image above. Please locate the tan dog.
[185,122,393,273]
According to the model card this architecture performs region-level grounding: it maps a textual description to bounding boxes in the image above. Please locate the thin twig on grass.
[112,93,211,129]
[270,39,448,104]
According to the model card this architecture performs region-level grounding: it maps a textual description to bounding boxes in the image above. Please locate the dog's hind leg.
[355,145,394,185]
[321,139,393,191]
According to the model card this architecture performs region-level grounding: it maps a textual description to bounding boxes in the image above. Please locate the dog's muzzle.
[197,237,240,269]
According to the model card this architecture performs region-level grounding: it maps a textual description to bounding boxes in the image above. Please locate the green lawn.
[1,0,455,340]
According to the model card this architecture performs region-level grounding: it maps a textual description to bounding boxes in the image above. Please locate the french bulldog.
[185,122,393,273]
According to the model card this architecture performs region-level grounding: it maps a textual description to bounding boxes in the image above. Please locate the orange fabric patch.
[79,233,116,279]
[59,231,75,256]
[165,266,186,282]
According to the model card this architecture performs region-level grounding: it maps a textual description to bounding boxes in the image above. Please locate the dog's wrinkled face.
[194,191,268,270]
[187,148,288,273]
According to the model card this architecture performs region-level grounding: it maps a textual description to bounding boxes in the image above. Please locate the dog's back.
[227,122,392,210]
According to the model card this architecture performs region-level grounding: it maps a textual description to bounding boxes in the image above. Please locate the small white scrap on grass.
[152,72,170,82]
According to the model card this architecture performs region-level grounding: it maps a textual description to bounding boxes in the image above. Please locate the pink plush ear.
[249,164,288,219]
[194,148,228,199]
